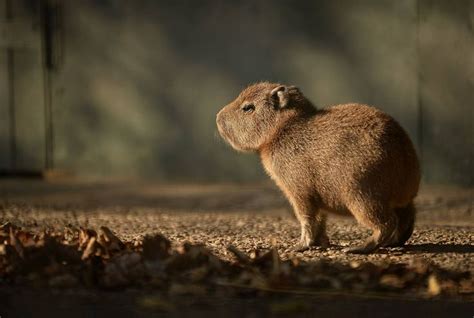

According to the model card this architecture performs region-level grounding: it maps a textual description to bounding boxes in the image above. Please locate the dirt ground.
[0,179,472,317]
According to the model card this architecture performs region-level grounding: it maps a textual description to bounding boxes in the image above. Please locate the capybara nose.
[216,110,224,127]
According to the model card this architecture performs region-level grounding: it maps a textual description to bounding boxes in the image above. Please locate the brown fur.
[216,82,420,253]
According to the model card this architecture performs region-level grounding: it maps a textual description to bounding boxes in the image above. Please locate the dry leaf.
[79,228,97,251]
[9,227,24,258]
[427,274,441,296]
[98,226,125,253]
[81,236,98,260]
[380,274,405,289]
[142,234,170,260]
[227,245,250,264]
[0,221,468,299]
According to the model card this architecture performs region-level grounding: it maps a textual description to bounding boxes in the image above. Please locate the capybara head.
[216,82,316,151]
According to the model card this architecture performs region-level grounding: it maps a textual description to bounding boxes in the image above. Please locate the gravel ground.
[1,179,472,273]
[0,179,472,317]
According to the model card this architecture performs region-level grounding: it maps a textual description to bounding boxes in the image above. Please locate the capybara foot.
[293,243,311,252]
[314,233,330,248]
[293,236,329,252]
[344,240,380,254]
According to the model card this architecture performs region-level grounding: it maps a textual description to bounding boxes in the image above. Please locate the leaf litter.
[0,221,471,300]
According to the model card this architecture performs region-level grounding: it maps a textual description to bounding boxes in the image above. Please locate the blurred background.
[0,0,472,185]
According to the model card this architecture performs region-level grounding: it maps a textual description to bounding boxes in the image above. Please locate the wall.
[0,0,45,171]
[1,0,473,185]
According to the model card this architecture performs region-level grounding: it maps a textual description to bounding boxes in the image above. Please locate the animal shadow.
[403,243,474,254]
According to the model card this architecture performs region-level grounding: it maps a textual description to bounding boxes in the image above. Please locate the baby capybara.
[216,82,420,254]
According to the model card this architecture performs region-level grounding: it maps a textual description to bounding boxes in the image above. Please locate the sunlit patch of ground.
[0,179,472,317]
[0,179,472,271]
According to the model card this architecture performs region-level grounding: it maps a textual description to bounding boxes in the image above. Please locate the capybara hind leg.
[384,202,416,247]
[345,202,397,254]
[313,213,330,247]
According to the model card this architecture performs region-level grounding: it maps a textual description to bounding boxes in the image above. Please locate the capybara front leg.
[290,197,328,252]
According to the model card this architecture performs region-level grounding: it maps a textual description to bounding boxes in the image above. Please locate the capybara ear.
[270,85,300,109]
[270,85,290,108]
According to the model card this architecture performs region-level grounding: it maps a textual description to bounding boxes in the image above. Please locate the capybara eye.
[242,104,255,113]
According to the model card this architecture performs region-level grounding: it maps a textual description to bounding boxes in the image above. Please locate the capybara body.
[216,82,420,253]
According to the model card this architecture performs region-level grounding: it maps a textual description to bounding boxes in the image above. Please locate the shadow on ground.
[404,243,474,254]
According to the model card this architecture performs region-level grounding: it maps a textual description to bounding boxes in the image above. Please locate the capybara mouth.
[216,119,227,140]
[216,118,232,144]
[219,126,236,148]
[216,118,243,150]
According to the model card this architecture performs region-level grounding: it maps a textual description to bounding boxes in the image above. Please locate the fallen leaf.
[9,227,24,258]
[142,234,170,261]
[380,274,405,289]
[427,274,441,296]
[227,245,250,264]
[98,226,125,253]
[81,236,98,260]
